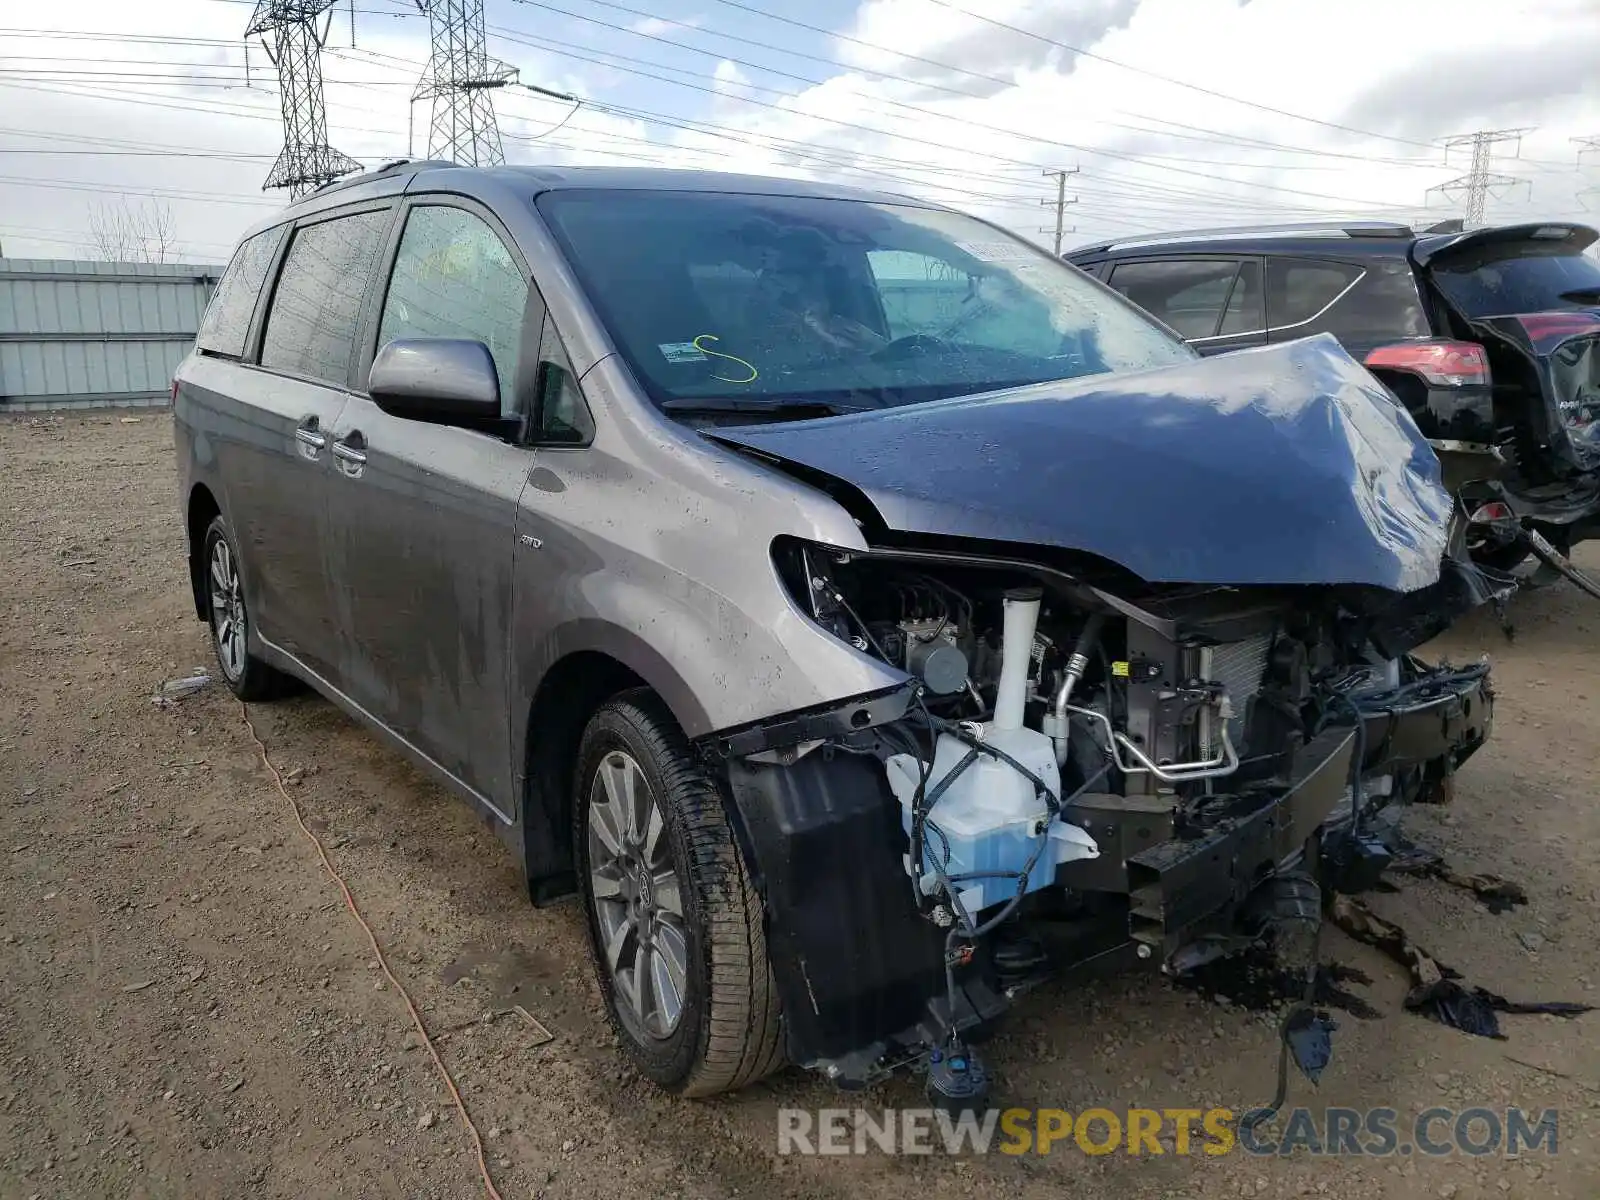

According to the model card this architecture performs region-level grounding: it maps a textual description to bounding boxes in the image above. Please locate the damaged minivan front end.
[705,336,1499,1090]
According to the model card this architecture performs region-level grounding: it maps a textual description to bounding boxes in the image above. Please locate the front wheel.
[574,692,783,1095]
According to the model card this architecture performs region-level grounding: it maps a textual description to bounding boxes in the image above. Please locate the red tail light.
[170,379,180,404]
[1364,340,1490,387]
[1516,312,1600,342]
[1468,501,1514,525]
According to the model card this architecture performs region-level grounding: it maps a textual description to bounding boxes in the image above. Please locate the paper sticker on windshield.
[658,341,708,364]
[956,240,1038,263]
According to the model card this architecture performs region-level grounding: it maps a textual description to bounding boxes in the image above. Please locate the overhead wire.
[919,0,1442,149]
[504,0,1452,173]
[0,10,1560,254]
[479,19,1430,212]
[2,19,1582,169]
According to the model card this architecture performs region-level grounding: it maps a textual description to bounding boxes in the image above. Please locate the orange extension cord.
[240,700,505,1200]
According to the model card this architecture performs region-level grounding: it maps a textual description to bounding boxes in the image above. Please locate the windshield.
[1431,246,1600,317]
[536,189,1193,411]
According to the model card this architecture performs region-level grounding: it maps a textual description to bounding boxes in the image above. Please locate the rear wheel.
[574,691,783,1095]
[202,515,297,701]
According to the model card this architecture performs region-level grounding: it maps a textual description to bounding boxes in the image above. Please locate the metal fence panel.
[0,258,223,410]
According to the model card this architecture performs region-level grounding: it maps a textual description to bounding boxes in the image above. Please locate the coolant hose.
[1047,612,1106,763]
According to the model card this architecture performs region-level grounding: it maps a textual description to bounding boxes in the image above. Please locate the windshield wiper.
[660,397,869,417]
[1558,287,1600,304]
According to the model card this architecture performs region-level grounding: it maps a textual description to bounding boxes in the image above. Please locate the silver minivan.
[175,161,1497,1101]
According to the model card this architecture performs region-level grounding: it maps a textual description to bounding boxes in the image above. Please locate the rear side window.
[196,226,284,358]
[1431,250,1600,317]
[261,208,390,386]
[1107,259,1246,339]
[1267,259,1363,327]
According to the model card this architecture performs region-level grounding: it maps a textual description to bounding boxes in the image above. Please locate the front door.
[325,200,540,818]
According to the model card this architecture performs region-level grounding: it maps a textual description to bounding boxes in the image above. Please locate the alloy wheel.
[587,750,689,1040]
[208,536,246,682]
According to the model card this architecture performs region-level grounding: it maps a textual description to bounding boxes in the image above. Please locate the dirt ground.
[1,411,1596,1200]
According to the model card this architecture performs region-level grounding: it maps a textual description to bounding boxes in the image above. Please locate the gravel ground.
[2,411,1596,1200]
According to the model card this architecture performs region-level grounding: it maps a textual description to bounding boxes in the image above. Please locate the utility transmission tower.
[1039,168,1078,255]
[412,1,518,166]
[1575,136,1600,213]
[1428,128,1533,228]
[246,1,361,197]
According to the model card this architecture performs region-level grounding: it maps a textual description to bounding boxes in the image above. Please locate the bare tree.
[87,198,179,264]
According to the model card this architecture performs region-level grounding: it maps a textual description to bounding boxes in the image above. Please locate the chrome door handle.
[331,441,367,465]
[295,427,327,450]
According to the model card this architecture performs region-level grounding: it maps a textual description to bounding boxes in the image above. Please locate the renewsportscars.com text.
[777,1106,1560,1158]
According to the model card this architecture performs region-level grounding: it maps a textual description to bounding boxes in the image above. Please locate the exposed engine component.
[883,590,1098,915]
[897,618,969,695]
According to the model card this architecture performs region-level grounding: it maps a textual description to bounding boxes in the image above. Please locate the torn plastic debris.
[1382,837,1529,914]
[1284,1008,1337,1083]
[153,672,212,707]
[1329,895,1594,1039]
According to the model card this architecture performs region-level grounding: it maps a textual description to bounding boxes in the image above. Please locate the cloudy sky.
[3,0,1599,263]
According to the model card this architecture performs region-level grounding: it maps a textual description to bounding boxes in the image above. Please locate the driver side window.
[377,205,529,415]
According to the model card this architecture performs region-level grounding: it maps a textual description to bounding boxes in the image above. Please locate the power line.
[481,18,1427,211]
[0,123,285,158]
[1428,128,1533,228]
[503,0,1451,175]
[918,0,1440,150]
[0,172,283,208]
[0,16,1451,240]
[0,63,1411,236]
[0,18,1453,199]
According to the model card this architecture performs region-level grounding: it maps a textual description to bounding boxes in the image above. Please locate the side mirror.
[368,338,502,425]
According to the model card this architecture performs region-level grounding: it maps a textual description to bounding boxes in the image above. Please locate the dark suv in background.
[1068,221,1600,571]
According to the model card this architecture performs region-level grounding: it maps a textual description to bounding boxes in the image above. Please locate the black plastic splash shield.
[713,334,1454,591]
[723,750,1004,1072]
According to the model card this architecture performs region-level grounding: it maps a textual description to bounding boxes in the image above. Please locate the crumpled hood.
[714,334,1454,591]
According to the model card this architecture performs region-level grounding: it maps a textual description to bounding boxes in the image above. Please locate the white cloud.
[628,15,703,38]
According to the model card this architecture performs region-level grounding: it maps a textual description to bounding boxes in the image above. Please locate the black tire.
[573,690,783,1096]
[201,515,297,702]
[1467,538,1531,573]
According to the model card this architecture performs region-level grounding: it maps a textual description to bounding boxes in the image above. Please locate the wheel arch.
[186,482,222,621]
[518,647,658,905]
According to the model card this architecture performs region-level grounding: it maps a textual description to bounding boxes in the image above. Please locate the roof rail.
[303,158,462,199]
[1068,220,1416,256]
